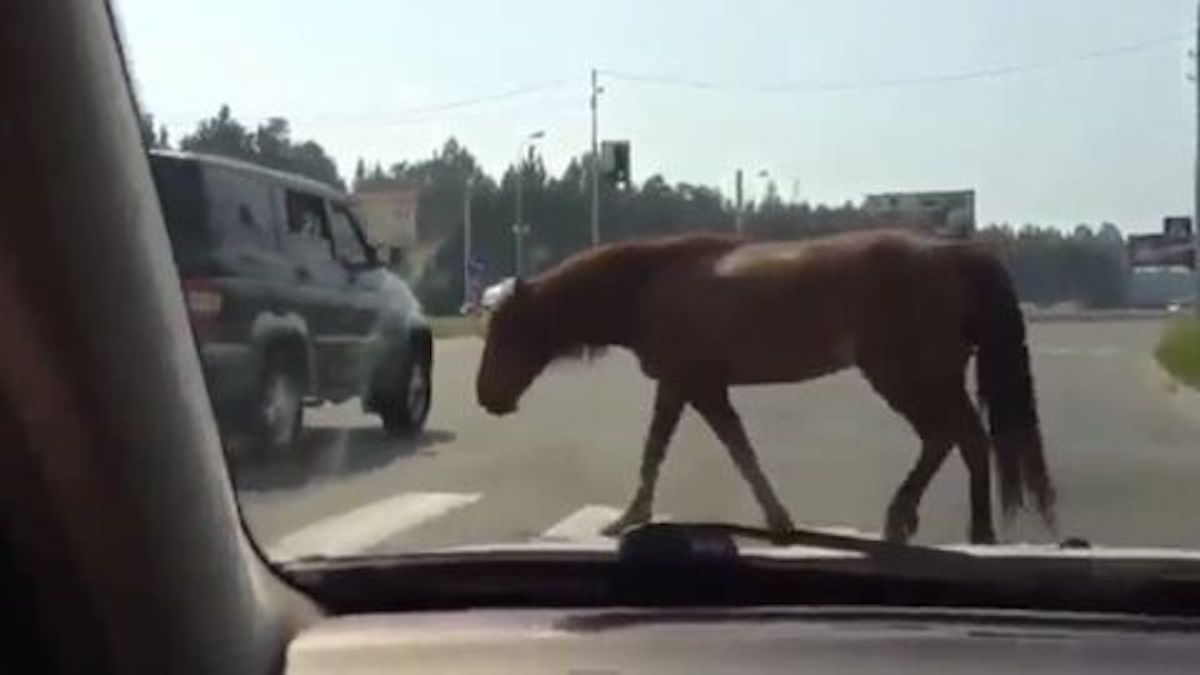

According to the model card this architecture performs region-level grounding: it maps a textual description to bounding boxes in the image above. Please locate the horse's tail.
[963,251,1057,530]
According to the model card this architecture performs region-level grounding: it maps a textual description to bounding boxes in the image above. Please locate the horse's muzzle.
[481,399,517,416]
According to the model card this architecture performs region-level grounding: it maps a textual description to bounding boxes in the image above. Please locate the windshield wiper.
[618,521,983,576]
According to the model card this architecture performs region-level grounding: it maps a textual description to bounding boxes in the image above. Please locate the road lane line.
[268,491,481,559]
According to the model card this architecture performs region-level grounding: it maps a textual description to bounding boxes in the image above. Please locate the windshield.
[117,0,1200,565]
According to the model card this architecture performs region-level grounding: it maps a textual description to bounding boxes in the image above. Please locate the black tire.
[249,351,304,454]
[379,348,431,437]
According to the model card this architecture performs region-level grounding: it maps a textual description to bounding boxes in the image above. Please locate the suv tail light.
[183,279,224,319]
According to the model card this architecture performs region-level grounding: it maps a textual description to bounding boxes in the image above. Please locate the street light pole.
[757,169,771,204]
[513,130,544,277]
[734,169,744,234]
[462,178,472,310]
[590,68,601,247]
[514,163,524,276]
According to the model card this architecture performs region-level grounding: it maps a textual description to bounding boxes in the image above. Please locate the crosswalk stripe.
[267,491,481,559]
[538,505,674,543]
[539,505,625,543]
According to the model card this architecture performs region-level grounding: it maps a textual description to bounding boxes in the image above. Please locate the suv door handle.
[295,266,311,282]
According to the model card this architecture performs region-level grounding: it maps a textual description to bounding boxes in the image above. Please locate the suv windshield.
[119,0,1200,569]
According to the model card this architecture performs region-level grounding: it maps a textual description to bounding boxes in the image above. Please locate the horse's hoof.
[884,509,918,543]
[766,511,796,538]
[601,513,648,538]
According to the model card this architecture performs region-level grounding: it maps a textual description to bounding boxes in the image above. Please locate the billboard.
[1128,216,1196,269]
[1128,234,1196,269]
[862,190,975,239]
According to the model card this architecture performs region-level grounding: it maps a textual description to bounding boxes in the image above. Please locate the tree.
[179,105,254,160]
[1097,222,1123,243]
[179,105,343,188]
[138,113,170,149]
[300,134,1134,314]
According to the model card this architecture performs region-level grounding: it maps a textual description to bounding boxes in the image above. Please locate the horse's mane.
[531,233,739,288]
[527,234,741,362]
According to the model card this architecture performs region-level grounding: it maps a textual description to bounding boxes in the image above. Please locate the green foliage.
[1156,318,1200,389]
[978,224,1130,309]
[178,106,343,189]
[139,113,170,149]
[140,113,1135,315]
[400,138,1134,315]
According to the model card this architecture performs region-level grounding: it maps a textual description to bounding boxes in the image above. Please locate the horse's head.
[476,278,553,416]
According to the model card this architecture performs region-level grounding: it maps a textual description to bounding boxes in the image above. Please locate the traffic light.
[601,140,630,186]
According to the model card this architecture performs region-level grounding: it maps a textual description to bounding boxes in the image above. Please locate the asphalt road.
[235,319,1200,560]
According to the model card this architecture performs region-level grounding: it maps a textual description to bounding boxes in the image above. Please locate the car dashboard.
[286,607,1200,674]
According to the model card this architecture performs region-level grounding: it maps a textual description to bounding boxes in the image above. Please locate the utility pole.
[462,178,472,310]
[513,131,543,277]
[1194,2,1200,312]
[590,68,601,247]
[734,169,744,234]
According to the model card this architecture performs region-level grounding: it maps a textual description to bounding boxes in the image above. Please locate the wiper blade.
[618,521,978,571]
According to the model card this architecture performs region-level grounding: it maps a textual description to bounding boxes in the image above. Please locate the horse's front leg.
[601,382,684,537]
[691,387,795,536]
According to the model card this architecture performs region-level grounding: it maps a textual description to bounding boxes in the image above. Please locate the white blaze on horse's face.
[476,278,548,416]
[481,277,517,312]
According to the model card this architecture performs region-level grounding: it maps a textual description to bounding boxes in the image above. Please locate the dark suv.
[149,150,432,452]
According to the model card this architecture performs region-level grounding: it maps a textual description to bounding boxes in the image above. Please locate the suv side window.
[204,166,277,248]
[285,191,329,241]
[282,190,341,281]
[328,204,370,267]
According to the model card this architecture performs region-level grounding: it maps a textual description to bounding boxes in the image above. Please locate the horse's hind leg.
[691,387,795,535]
[862,362,958,544]
[884,427,953,544]
[867,366,996,545]
[601,382,685,536]
[949,389,996,544]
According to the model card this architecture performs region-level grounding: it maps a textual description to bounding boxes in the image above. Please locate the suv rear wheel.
[251,351,304,453]
[379,346,431,437]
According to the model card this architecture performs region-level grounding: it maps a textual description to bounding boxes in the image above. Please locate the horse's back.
[631,230,972,385]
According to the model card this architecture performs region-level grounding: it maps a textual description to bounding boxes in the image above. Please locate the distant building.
[862,190,975,239]
[349,183,420,248]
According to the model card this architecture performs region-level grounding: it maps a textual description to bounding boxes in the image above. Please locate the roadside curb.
[1025,310,1175,323]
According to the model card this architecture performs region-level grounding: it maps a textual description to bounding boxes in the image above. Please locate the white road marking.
[539,505,624,543]
[538,505,674,543]
[268,491,481,559]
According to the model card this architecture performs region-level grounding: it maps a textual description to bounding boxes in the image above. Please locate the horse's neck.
[536,254,652,350]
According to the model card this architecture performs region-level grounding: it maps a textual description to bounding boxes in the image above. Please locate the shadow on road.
[228,427,457,494]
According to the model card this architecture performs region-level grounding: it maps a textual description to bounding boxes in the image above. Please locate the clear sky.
[117,0,1197,232]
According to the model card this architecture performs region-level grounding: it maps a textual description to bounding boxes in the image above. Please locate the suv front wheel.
[379,349,431,437]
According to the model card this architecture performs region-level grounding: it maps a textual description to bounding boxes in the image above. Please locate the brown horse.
[476,230,1056,545]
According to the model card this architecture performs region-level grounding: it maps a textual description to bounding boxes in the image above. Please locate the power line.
[160,78,577,129]
[601,30,1193,94]
[353,79,576,122]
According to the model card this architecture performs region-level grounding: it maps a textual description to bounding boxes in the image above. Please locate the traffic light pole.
[590,68,601,247]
